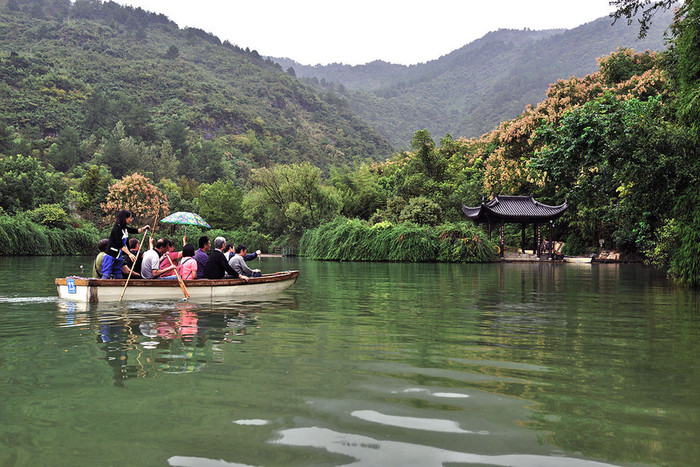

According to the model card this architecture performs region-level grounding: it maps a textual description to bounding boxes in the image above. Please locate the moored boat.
[56,270,299,302]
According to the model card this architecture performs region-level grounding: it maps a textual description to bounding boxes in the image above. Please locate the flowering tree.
[102,173,169,225]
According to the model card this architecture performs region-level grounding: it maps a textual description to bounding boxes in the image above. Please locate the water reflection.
[56,295,297,385]
[351,409,484,434]
[271,426,619,467]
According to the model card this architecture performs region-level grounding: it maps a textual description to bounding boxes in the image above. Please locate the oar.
[119,209,159,302]
[165,253,190,300]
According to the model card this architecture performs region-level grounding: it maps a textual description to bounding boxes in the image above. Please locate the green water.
[0,256,699,466]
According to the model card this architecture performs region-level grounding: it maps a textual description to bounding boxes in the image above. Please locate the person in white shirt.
[140,238,176,279]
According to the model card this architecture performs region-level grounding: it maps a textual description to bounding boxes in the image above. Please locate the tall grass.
[0,216,99,256]
[300,218,496,262]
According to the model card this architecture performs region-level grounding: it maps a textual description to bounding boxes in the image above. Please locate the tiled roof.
[462,195,567,224]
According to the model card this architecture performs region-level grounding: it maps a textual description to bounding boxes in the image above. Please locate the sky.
[111,0,617,66]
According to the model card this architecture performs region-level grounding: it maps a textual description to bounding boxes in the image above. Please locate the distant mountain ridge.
[274,29,564,91]
[273,12,673,148]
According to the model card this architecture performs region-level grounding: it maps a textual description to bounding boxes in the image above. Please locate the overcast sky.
[111,0,616,65]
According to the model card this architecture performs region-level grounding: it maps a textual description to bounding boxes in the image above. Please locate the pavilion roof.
[462,195,567,224]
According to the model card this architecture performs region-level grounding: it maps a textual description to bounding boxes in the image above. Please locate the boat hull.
[56,270,299,302]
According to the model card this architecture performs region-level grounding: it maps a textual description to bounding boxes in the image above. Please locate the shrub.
[300,219,495,263]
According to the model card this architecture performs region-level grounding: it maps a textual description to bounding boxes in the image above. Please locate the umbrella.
[160,211,211,228]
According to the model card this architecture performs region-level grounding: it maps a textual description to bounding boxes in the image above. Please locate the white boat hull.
[56,271,299,302]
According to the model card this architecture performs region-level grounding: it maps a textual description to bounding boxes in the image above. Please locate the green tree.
[47,126,81,172]
[198,180,244,230]
[75,164,113,220]
[331,165,387,220]
[155,140,180,181]
[163,119,189,156]
[399,196,443,226]
[244,162,340,241]
[98,121,142,178]
[165,45,179,59]
[532,94,695,252]
[0,154,68,214]
[668,1,700,138]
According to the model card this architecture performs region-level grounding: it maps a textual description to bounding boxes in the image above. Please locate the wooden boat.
[564,256,593,264]
[56,270,300,302]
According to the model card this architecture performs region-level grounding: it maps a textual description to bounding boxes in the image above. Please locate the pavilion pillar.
[533,223,539,257]
[521,224,526,254]
[548,222,553,260]
[500,223,505,257]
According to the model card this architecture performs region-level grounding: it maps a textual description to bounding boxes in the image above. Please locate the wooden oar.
[165,253,190,299]
[119,209,158,302]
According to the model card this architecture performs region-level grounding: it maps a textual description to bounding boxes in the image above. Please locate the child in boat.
[92,238,109,278]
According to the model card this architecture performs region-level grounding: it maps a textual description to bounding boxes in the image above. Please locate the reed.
[0,216,99,256]
[300,218,496,262]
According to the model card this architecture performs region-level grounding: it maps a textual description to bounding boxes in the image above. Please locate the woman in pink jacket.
[177,244,198,280]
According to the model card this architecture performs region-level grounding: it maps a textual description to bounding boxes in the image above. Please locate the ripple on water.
[271,427,619,467]
[351,409,485,434]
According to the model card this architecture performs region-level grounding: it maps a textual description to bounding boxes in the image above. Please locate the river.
[0,256,699,466]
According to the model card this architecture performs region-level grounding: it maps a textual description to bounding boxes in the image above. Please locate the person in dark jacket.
[101,209,150,279]
[203,237,242,280]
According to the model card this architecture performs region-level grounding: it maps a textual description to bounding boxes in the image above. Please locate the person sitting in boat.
[92,238,109,278]
[194,236,210,279]
[158,236,187,278]
[141,237,176,279]
[222,241,260,261]
[177,244,198,280]
[101,209,150,279]
[222,242,235,261]
[229,244,262,278]
[203,237,247,280]
[122,237,143,278]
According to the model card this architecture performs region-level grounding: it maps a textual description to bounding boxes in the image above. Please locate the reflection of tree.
[294,260,693,466]
[458,263,696,466]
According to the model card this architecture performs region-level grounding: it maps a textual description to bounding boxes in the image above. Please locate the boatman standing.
[101,209,149,279]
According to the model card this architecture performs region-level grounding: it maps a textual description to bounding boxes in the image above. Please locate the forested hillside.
[275,12,672,148]
[0,0,392,182]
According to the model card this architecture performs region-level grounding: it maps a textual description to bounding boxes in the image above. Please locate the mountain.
[274,12,673,148]
[0,0,393,178]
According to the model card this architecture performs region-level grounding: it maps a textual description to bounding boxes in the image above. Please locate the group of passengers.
[93,209,262,281]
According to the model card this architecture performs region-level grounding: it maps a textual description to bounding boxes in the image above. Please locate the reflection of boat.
[56,270,300,302]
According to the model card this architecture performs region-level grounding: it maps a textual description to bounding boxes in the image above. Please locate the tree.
[47,126,82,172]
[163,119,189,156]
[0,155,68,214]
[156,140,180,181]
[667,1,700,138]
[0,122,12,155]
[610,0,679,37]
[331,165,387,220]
[98,121,143,178]
[244,162,340,240]
[165,45,179,59]
[531,94,695,252]
[198,180,244,230]
[76,164,113,221]
[102,173,169,225]
[399,196,443,226]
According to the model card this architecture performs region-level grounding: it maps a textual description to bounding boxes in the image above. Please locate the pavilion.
[462,195,568,259]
